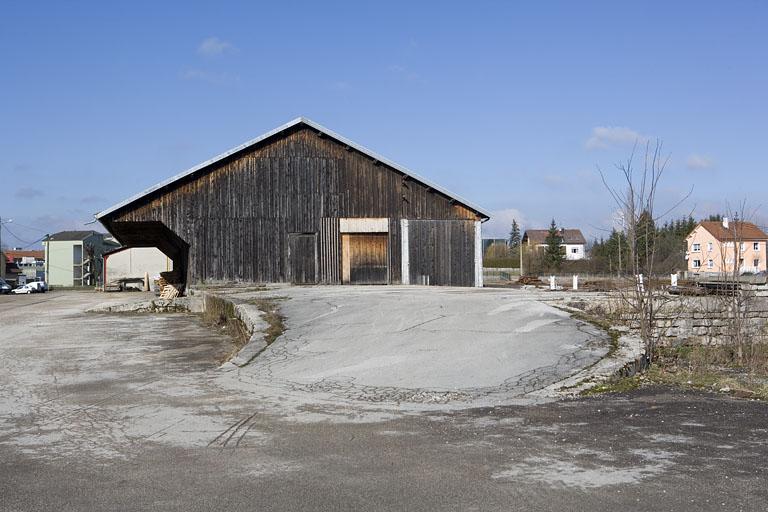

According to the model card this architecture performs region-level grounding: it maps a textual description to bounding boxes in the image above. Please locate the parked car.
[0,278,11,294]
[11,284,36,294]
[26,281,47,293]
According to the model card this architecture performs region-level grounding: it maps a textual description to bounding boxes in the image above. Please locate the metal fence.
[482,267,520,282]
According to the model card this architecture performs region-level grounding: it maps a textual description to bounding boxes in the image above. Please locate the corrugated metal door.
[288,233,317,284]
[341,234,388,284]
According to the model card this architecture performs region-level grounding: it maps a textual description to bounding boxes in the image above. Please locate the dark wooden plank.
[288,233,317,284]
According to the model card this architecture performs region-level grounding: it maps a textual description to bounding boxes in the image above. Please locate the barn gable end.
[97,119,489,287]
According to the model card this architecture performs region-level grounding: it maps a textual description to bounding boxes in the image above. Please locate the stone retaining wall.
[568,294,768,346]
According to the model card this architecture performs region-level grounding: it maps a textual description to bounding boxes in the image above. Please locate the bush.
[484,258,519,268]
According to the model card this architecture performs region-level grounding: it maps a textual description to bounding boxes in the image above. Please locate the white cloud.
[686,154,714,170]
[585,126,648,150]
[482,208,527,238]
[197,36,235,57]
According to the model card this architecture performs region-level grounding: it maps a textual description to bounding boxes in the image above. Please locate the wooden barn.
[96,118,490,288]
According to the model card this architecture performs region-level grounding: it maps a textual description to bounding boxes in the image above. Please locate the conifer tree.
[508,219,521,248]
[543,219,565,271]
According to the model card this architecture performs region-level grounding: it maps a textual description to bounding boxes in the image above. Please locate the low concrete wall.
[89,290,271,367]
[195,291,270,366]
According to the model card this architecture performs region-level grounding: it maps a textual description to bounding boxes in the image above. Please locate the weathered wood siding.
[318,218,341,284]
[287,233,317,284]
[408,220,476,287]
[104,125,480,285]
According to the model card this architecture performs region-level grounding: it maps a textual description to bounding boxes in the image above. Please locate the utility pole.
[0,216,11,277]
[44,234,50,285]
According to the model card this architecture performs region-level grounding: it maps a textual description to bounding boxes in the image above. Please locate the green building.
[43,231,118,287]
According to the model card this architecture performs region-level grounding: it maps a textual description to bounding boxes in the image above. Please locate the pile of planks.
[156,271,185,299]
[517,275,544,286]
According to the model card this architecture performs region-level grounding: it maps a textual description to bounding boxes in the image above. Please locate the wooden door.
[288,233,317,284]
[341,233,388,284]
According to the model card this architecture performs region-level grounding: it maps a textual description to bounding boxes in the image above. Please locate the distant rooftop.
[45,230,105,242]
[523,228,586,245]
[698,221,768,241]
[4,250,44,262]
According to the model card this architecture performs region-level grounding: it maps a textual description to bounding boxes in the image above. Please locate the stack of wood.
[517,275,544,286]
[157,270,185,299]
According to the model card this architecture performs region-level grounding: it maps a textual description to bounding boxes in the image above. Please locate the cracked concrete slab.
[215,285,610,407]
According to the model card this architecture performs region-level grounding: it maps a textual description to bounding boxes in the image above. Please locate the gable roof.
[523,228,586,245]
[697,221,768,241]
[44,230,103,242]
[95,117,490,221]
[4,250,44,261]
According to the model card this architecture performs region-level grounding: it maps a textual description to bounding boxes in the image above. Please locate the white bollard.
[572,274,578,291]
[671,274,678,287]
[550,275,556,290]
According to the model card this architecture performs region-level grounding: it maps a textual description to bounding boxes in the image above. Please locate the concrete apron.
[91,286,642,413]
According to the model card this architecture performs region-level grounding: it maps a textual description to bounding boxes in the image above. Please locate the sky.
[1,1,767,248]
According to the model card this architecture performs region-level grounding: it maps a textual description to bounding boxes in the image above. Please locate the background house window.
[740,242,745,252]
[708,259,714,269]
[692,259,701,268]
[692,243,701,252]
[571,248,578,254]
[72,244,83,286]
[754,259,760,267]
[707,242,713,251]
[754,242,760,251]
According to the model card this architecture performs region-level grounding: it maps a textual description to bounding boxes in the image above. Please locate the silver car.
[11,284,35,294]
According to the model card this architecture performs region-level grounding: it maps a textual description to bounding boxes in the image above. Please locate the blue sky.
[2,1,767,248]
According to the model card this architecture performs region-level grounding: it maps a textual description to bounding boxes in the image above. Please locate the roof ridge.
[96,117,490,220]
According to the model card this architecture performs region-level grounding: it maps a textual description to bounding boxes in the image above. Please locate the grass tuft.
[250,298,287,346]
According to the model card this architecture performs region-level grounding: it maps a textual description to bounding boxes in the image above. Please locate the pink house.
[686,218,768,274]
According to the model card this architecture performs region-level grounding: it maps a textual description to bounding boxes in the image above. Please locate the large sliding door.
[341,233,388,284]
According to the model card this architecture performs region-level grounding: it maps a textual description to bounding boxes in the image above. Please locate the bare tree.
[712,202,762,366]
[599,140,691,362]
